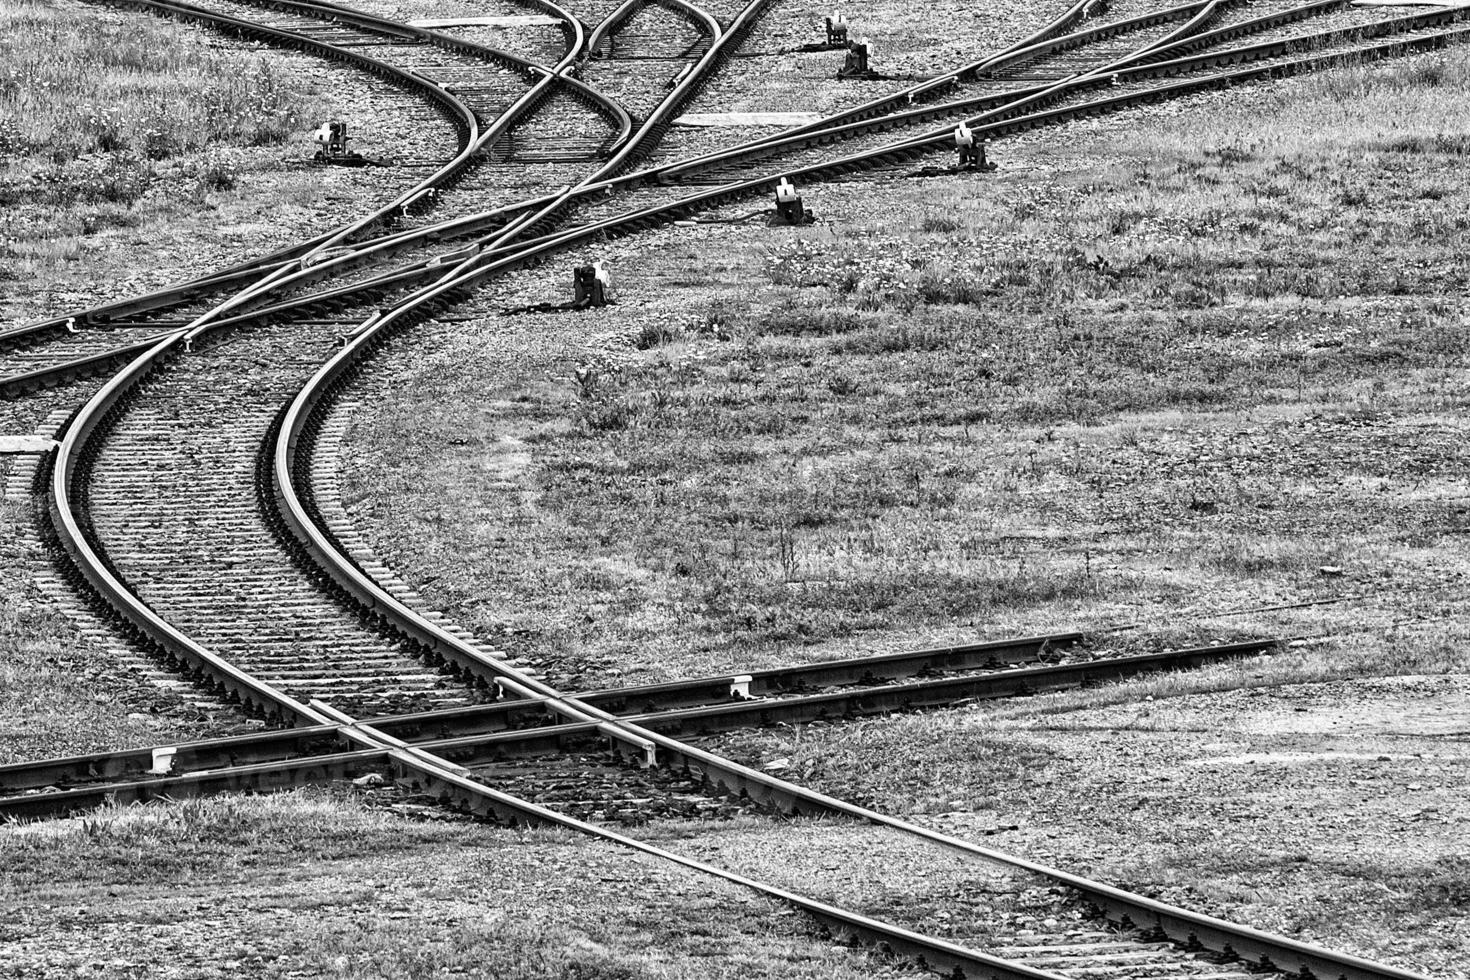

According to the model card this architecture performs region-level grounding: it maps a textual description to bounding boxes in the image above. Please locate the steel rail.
[22,15,1454,980]
[852,1,1470,162]
[14,6,1463,396]
[0,632,1097,793]
[586,0,645,55]
[311,697,1087,980]
[654,0,1237,182]
[3,656,1059,977]
[0,0,1360,356]
[1,0,631,347]
[0,0,1242,356]
[2,0,749,389]
[327,0,1380,224]
[363,0,760,329]
[37,406,1091,980]
[275,328,1439,980]
[725,0,1197,156]
[301,4,1240,295]
[261,22,1460,980]
[172,0,607,344]
[130,10,1465,371]
[0,641,1287,817]
[272,232,1438,980]
[586,0,722,59]
[0,336,174,400]
[36,0,613,726]
[0,0,489,346]
[636,12,1470,208]
[0,637,1280,803]
[0,5,1276,978]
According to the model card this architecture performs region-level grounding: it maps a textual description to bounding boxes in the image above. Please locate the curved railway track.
[11,0,1453,399]
[3,0,1463,976]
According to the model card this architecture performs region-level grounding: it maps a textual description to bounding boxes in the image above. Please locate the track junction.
[2,0,1465,975]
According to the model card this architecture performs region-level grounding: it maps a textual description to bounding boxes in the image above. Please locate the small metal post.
[573,264,606,308]
[825,10,847,45]
[774,178,806,225]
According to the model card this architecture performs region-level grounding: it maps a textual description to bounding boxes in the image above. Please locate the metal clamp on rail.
[594,722,656,768]
[399,187,435,216]
[666,63,693,91]
[429,244,482,267]
[906,73,956,103]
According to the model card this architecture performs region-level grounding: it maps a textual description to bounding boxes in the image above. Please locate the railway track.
[0,0,626,369]
[3,0,1462,975]
[18,0,763,727]
[0,635,1290,814]
[6,0,1438,402]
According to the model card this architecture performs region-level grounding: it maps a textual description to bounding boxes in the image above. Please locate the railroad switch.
[772,178,815,226]
[572,261,612,308]
[824,10,847,46]
[312,120,377,167]
[954,123,998,172]
[837,38,881,80]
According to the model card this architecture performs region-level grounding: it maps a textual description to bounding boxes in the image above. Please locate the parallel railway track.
[2,0,1460,975]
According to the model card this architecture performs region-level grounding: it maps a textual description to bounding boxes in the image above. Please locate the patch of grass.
[0,0,313,168]
[736,715,1056,813]
[0,792,921,979]
[298,917,649,980]
[2,790,461,882]
[342,49,1470,698]
[0,0,324,291]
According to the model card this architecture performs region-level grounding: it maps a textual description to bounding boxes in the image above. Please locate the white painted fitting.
[65,317,77,334]
[730,675,754,699]
[149,746,177,775]
[598,723,657,768]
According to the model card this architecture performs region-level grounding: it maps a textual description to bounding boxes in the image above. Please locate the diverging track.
[5,0,1464,976]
